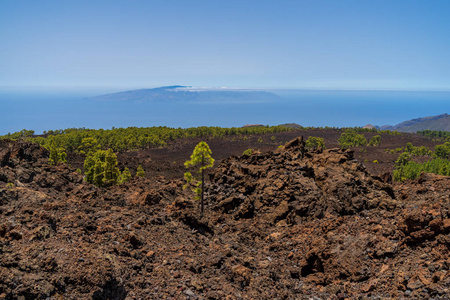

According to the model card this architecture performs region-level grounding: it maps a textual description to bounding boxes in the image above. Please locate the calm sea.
[1,89,449,135]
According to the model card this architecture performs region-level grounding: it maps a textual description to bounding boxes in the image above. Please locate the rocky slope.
[0,138,449,299]
[380,113,450,132]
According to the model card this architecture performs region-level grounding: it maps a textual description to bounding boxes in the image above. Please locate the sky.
[1,0,450,90]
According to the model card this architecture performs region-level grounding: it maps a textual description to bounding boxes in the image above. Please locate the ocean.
[1,88,449,135]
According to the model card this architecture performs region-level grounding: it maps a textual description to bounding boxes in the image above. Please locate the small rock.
[184,289,196,298]
[407,280,424,290]
[8,230,23,240]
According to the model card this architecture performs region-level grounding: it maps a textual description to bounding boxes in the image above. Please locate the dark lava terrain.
[0,131,449,299]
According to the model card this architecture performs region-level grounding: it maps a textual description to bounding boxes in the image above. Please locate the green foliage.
[393,158,450,181]
[373,160,379,163]
[368,135,381,146]
[136,165,145,178]
[48,140,67,165]
[75,168,82,174]
[434,142,450,159]
[338,132,367,149]
[405,142,414,153]
[0,129,35,140]
[242,148,253,156]
[257,137,263,143]
[118,167,132,184]
[6,182,14,189]
[390,141,449,181]
[184,142,214,214]
[338,127,401,136]
[84,149,120,187]
[270,136,276,142]
[2,126,407,155]
[305,136,326,150]
[417,130,450,140]
[4,125,293,153]
[395,152,412,167]
[78,137,101,155]
[103,149,121,186]
[401,142,432,157]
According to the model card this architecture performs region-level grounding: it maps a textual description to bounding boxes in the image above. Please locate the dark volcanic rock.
[0,138,449,299]
[208,137,396,224]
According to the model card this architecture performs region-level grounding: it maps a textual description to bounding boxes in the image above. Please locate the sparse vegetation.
[2,126,293,153]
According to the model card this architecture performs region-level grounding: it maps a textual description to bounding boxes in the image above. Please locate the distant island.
[89,86,281,103]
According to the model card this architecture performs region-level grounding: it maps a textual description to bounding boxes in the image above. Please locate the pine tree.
[136,165,145,178]
[48,140,67,165]
[78,137,100,155]
[184,141,214,215]
[83,149,120,187]
[103,149,120,186]
[118,167,132,184]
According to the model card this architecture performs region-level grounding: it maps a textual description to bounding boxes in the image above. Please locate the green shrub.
[136,165,145,178]
[393,158,450,181]
[434,142,450,159]
[242,149,253,156]
[338,132,367,149]
[305,136,326,150]
[368,135,381,146]
[48,140,67,165]
[405,142,414,153]
[118,167,132,184]
[402,142,432,156]
[395,152,412,167]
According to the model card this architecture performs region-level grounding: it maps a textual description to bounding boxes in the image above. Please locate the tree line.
[1,126,294,153]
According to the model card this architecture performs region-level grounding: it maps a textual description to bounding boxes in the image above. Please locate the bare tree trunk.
[201,155,204,216]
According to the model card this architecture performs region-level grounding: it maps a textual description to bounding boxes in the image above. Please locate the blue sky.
[1,0,449,90]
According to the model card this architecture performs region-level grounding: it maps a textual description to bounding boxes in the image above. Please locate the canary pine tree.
[136,165,145,178]
[84,149,120,187]
[184,141,214,215]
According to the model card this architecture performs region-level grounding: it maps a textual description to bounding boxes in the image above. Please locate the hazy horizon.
[2,88,449,135]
